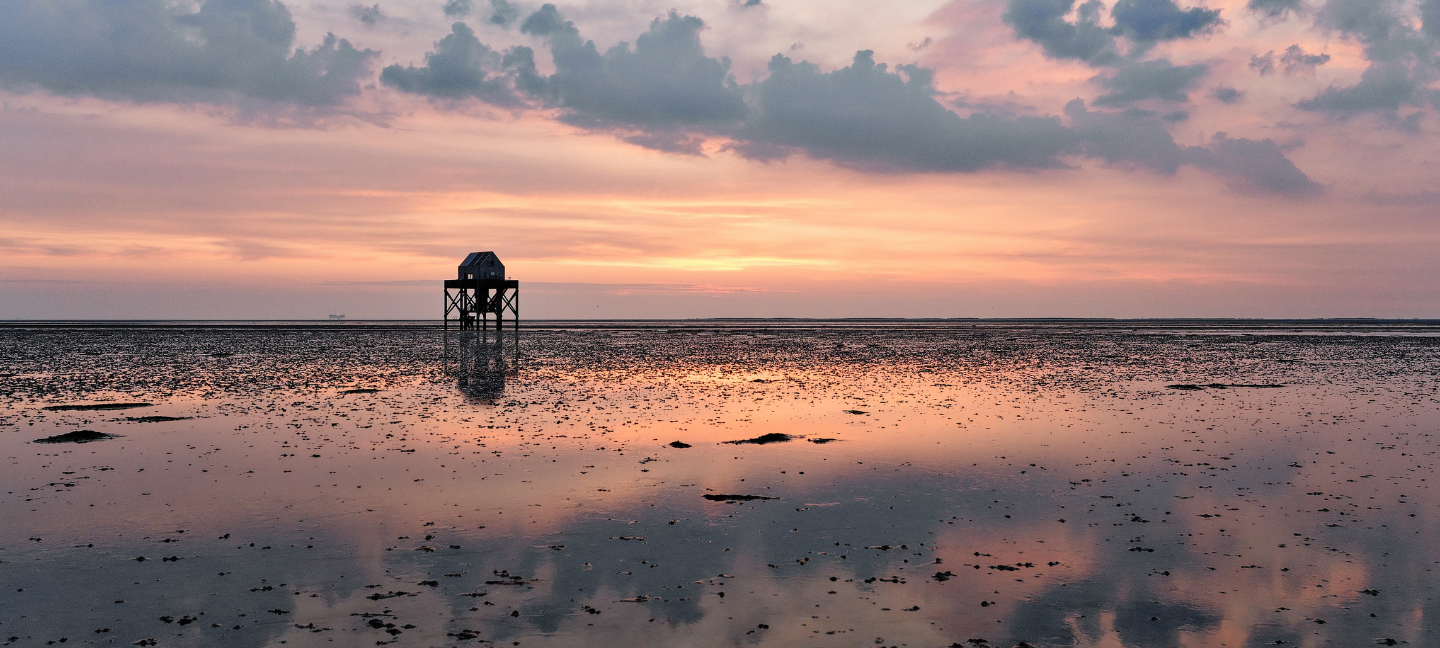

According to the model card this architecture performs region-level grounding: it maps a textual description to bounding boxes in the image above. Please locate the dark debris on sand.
[722,433,792,445]
[703,494,779,502]
[42,402,152,411]
[33,430,119,444]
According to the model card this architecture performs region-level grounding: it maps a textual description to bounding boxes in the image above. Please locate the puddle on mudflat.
[1,322,1438,647]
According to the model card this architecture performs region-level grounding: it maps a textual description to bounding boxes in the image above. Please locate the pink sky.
[2,0,1438,319]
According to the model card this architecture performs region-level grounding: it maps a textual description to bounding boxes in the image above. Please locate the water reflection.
[445,326,518,400]
[1,323,1438,647]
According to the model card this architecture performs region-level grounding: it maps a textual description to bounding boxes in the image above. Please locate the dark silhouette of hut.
[444,251,518,331]
[457,251,504,281]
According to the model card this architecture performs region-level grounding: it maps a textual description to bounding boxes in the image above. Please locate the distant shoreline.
[3,318,1440,334]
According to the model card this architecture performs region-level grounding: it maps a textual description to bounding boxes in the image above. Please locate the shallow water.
[2,322,1439,648]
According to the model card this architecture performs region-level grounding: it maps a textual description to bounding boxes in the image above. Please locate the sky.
[1,0,1438,319]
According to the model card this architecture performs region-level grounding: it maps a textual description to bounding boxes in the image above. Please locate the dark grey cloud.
[1005,0,1224,65]
[1296,62,1417,114]
[737,51,1077,172]
[1183,133,1321,196]
[0,0,376,107]
[1064,100,1185,172]
[350,3,385,27]
[1291,0,1438,117]
[621,130,708,155]
[380,22,518,104]
[1093,59,1209,106]
[443,0,472,18]
[1065,100,1317,195]
[1281,44,1331,74]
[511,6,746,130]
[1425,0,1440,38]
[1003,0,1118,64]
[1250,44,1330,76]
[1249,52,1276,75]
[1317,0,1411,57]
[1247,0,1304,19]
[488,0,520,26]
[380,4,1315,194]
[1210,86,1243,103]
[1110,0,1224,46]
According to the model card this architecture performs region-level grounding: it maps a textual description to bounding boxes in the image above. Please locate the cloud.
[443,0,472,18]
[1289,0,1438,117]
[1063,100,1318,194]
[1210,86,1243,103]
[0,0,376,107]
[379,4,1315,194]
[512,6,746,130]
[1064,100,1186,172]
[737,50,1077,172]
[1252,44,1330,76]
[1003,0,1119,64]
[1426,0,1440,38]
[488,0,521,26]
[1296,61,1417,114]
[1093,59,1210,106]
[1283,45,1330,74]
[1183,132,1321,196]
[1316,0,1410,56]
[1248,52,1276,75]
[380,22,519,104]
[1247,0,1304,19]
[1109,0,1224,46]
[1005,0,1223,64]
[350,3,385,27]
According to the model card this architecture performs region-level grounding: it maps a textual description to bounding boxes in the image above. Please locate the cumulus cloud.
[1005,0,1223,64]
[1296,62,1417,113]
[738,51,1076,172]
[1252,44,1330,76]
[1247,0,1305,19]
[443,0,472,18]
[1064,100,1185,172]
[1183,133,1320,196]
[1210,86,1243,103]
[380,22,519,104]
[377,3,1315,194]
[1064,100,1318,195]
[488,0,521,26]
[0,0,376,107]
[1282,45,1331,73]
[511,6,746,130]
[1317,0,1410,54]
[1093,59,1209,106]
[1003,0,1119,64]
[1248,52,1276,75]
[1295,0,1438,116]
[1109,0,1224,46]
[350,3,386,27]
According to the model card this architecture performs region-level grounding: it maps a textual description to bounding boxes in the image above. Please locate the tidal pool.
[2,321,1438,648]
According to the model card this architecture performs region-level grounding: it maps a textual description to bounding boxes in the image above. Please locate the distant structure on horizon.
[444,251,519,332]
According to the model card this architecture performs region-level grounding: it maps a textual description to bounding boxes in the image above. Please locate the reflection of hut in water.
[443,250,519,396]
[457,367,506,399]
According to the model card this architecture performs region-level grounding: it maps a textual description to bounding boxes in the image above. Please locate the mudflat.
[1,320,1437,647]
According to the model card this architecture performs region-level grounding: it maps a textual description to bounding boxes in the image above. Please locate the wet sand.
[2,321,1438,647]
